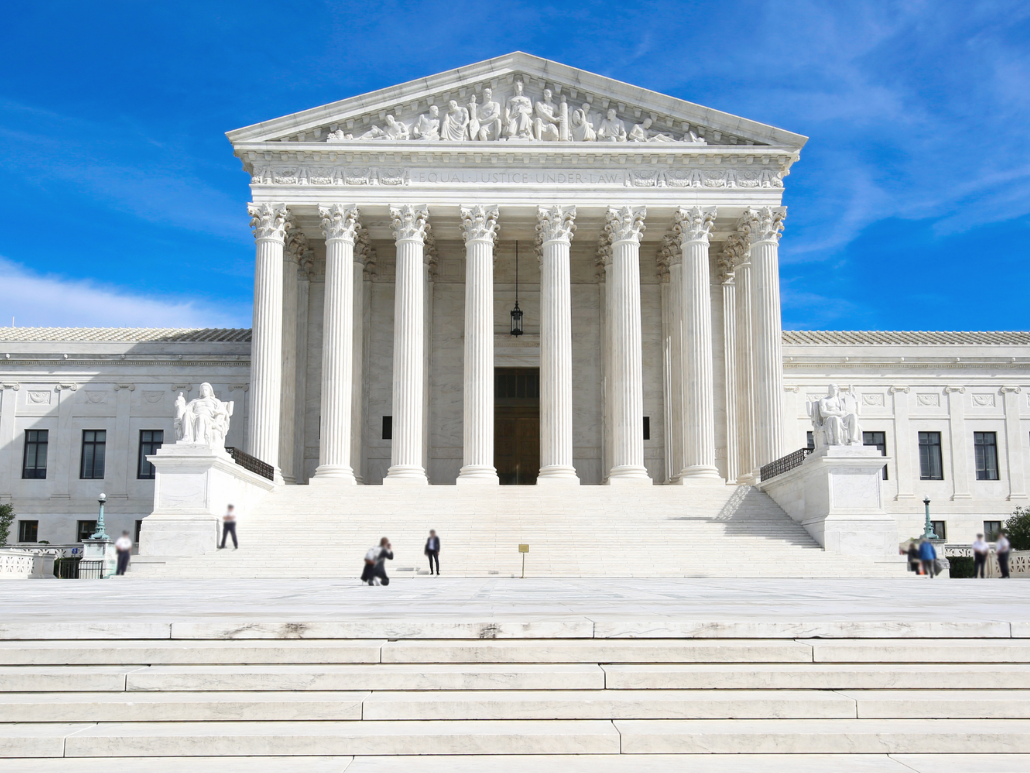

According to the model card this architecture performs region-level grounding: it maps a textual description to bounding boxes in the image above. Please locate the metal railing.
[53,557,81,579]
[760,447,813,482]
[225,447,274,481]
[77,560,104,579]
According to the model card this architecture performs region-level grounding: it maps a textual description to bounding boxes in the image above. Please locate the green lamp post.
[91,492,110,541]
[922,497,936,540]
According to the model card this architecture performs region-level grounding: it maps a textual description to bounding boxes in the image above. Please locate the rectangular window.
[135,520,143,544]
[974,432,999,481]
[643,417,650,441]
[984,521,1002,542]
[76,520,97,542]
[18,520,38,543]
[80,430,107,480]
[137,430,164,479]
[22,430,49,479]
[918,432,944,481]
[806,431,815,451]
[382,416,392,440]
[863,431,889,480]
[930,521,947,541]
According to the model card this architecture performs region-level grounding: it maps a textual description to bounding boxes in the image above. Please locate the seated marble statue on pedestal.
[808,384,861,449]
[174,383,233,452]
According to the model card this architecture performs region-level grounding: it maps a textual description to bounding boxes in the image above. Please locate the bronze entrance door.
[494,368,540,485]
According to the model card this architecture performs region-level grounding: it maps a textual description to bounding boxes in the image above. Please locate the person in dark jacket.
[361,537,393,586]
[424,530,441,575]
[918,538,937,578]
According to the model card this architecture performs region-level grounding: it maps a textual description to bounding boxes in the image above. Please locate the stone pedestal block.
[81,539,117,579]
[140,445,276,558]
[760,446,898,558]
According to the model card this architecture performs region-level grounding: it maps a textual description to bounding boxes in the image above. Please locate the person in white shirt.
[219,504,238,550]
[996,530,1011,579]
[972,533,989,578]
[114,531,133,575]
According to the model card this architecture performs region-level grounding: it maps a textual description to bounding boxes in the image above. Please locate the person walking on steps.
[114,531,133,576]
[918,537,937,578]
[219,504,238,550]
[997,530,1011,579]
[361,537,393,586]
[972,533,988,578]
[425,529,441,575]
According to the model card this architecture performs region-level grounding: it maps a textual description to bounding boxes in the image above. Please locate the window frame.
[929,520,947,541]
[918,431,944,481]
[22,429,49,480]
[984,521,1002,542]
[79,429,107,480]
[862,430,889,480]
[18,520,39,543]
[76,520,98,542]
[137,429,164,480]
[973,431,1000,481]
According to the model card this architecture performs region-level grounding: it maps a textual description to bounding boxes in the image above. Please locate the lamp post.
[91,493,110,541]
[510,241,524,337]
[922,496,936,540]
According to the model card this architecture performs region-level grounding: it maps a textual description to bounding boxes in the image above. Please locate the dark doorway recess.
[494,367,539,485]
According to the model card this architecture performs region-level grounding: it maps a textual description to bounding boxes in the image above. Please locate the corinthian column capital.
[741,206,786,244]
[658,233,680,268]
[319,204,360,243]
[390,204,429,243]
[605,206,647,245]
[724,233,750,268]
[248,203,291,242]
[459,205,500,244]
[536,205,577,245]
[673,206,717,246]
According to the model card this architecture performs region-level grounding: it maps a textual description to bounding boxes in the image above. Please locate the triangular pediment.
[227,53,806,150]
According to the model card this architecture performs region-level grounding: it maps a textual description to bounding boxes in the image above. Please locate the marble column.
[385,204,430,485]
[605,206,650,484]
[279,229,304,484]
[660,236,683,484]
[675,206,720,481]
[314,204,360,482]
[247,203,290,480]
[457,205,500,484]
[293,252,313,485]
[718,251,739,486]
[1001,386,1027,500]
[351,229,374,484]
[743,207,787,470]
[729,233,756,483]
[597,243,612,483]
[536,205,579,485]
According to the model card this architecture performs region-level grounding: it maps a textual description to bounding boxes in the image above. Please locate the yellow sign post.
[518,544,529,578]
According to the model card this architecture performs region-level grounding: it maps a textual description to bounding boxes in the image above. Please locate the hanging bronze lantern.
[510,240,524,337]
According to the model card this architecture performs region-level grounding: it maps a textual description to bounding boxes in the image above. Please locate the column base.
[606,466,652,485]
[272,467,285,486]
[457,465,499,485]
[536,466,580,485]
[673,465,724,484]
[384,465,428,486]
[311,465,358,485]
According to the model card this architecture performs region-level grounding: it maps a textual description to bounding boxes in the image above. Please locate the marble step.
[604,664,1030,690]
[812,640,1030,663]
[5,756,1028,773]
[845,690,1030,719]
[378,639,814,664]
[0,692,366,722]
[614,718,1030,753]
[0,666,140,692]
[1,719,622,757]
[359,689,856,720]
[0,640,386,666]
[125,664,605,692]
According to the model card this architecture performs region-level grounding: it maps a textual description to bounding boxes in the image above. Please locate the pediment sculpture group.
[326,81,707,145]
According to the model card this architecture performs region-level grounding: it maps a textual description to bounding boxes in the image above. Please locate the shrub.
[1005,507,1030,551]
[0,504,14,548]
[948,556,975,579]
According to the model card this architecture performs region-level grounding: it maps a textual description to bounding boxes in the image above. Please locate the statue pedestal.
[81,539,117,579]
[760,446,898,558]
[140,444,276,558]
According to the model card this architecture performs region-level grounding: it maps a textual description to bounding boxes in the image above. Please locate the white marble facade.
[0,54,1028,547]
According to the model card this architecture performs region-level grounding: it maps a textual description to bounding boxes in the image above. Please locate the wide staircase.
[2,622,1029,769]
[135,484,905,579]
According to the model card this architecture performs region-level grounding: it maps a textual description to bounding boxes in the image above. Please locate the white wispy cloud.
[0,256,250,329]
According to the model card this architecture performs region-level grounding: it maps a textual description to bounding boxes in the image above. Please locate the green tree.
[0,503,14,548]
[1005,506,1030,551]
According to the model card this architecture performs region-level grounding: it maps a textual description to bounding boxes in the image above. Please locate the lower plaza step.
[2,578,1028,768]
[132,485,908,579]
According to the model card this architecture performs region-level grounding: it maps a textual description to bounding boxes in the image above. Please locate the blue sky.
[1,1,1028,331]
